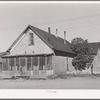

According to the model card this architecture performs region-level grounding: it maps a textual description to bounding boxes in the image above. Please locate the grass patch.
[47,73,100,80]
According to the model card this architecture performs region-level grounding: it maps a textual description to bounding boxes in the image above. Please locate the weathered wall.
[52,56,75,74]
[92,53,100,74]
[52,56,67,74]
[67,57,75,72]
[10,29,53,55]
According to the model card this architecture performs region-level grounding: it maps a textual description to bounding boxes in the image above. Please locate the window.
[9,58,15,70]
[32,57,38,66]
[39,57,45,70]
[20,58,25,67]
[16,57,19,70]
[27,57,32,70]
[29,33,34,45]
[47,56,52,70]
[32,57,38,70]
[3,58,8,71]
[9,58,14,67]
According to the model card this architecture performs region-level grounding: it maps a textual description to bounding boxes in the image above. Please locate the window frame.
[20,57,25,67]
[29,33,34,46]
[27,57,32,70]
[47,56,53,70]
[16,57,20,70]
[2,58,8,71]
[39,57,45,70]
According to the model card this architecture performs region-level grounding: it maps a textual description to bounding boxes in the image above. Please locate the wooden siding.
[67,57,75,72]
[52,56,67,74]
[52,56,74,74]
[9,29,53,56]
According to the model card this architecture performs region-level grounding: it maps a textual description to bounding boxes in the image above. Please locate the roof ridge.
[29,25,74,55]
[30,25,71,43]
[6,25,74,57]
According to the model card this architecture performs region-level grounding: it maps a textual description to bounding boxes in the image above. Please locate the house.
[89,42,100,73]
[89,42,100,55]
[0,52,7,70]
[0,25,75,79]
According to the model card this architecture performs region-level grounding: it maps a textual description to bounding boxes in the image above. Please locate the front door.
[31,57,46,78]
[17,56,47,78]
[20,57,27,76]
[31,57,39,78]
[38,57,46,78]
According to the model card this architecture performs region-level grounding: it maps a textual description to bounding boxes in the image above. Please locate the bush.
[47,73,67,79]
[47,74,58,79]
[57,73,67,79]
[71,37,93,71]
[11,76,16,79]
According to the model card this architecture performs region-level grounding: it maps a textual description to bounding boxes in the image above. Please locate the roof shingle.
[5,25,75,57]
[29,25,74,55]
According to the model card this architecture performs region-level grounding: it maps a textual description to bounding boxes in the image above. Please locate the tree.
[71,37,93,73]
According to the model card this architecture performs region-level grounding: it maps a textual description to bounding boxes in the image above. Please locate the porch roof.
[2,53,53,58]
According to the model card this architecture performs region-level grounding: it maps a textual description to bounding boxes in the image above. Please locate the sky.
[0,2,100,52]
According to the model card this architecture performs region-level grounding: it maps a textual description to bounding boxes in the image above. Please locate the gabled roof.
[6,25,75,57]
[89,42,100,55]
[29,25,74,54]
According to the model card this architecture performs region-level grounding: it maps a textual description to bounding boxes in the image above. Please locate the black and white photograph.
[0,1,100,93]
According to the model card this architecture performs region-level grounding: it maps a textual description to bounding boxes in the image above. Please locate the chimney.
[64,31,66,44]
[48,27,51,34]
[56,29,58,37]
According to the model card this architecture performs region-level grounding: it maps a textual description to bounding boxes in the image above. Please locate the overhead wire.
[0,13,100,31]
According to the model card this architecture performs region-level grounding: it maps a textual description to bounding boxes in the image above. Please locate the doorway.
[20,57,27,76]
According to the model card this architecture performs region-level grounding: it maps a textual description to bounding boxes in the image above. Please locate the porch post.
[1,59,3,73]
[19,57,21,72]
[7,57,9,71]
[45,56,47,76]
[25,56,27,76]
[25,56,27,70]
[14,58,16,70]
[31,57,32,70]
[37,57,39,77]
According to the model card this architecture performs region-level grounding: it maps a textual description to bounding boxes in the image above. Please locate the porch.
[1,54,53,79]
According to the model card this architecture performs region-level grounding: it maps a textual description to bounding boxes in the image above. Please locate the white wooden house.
[1,25,75,78]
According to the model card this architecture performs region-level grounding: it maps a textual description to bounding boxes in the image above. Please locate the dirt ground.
[0,73,100,89]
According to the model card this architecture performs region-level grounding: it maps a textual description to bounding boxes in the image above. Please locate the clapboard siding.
[10,29,53,55]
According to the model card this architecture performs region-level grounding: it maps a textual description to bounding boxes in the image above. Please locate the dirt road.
[0,74,100,89]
